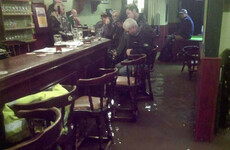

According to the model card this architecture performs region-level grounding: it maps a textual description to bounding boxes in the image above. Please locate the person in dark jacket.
[47,0,62,19]
[170,9,194,40]
[158,9,194,62]
[100,12,113,39]
[117,18,154,75]
[125,4,147,27]
[48,3,68,43]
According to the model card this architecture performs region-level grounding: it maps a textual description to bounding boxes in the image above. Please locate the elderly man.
[68,9,80,27]
[117,18,154,75]
[123,18,154,56]
[126,4,147,27]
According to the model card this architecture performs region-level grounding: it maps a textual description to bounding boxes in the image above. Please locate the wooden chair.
[180,46,200,79]
[2,40,26,56]
[114,54,146,121]
[6,107,62,150]
[73,68,118,150]
[12,85,77,150]
[143,45,159,101]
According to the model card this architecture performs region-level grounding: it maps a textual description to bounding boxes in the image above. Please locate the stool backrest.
[12,85,77,130]
[77,68,118,111]
[7,107,62,150]
[121,54,147,86]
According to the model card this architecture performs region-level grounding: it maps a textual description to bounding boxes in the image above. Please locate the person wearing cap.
[100,12,113,39]
[173,9,194,40]
[159,9,194,62]
[126,4,147,27]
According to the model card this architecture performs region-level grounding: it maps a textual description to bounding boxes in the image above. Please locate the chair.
[114,54,146,121]
[148,45,158,71]
[7,107,62,150]
[73,68,118,150]
[2,40,26,56]
[12,85,77,150]
[180,46,200,79]
[142,45,159,101]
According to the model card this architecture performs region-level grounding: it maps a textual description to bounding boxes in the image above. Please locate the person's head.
[123,18,138,36]
[101,12,109,24]
[126,4,139,20]
[178,9,188,19]
[71,9,77,17]
[112,10,120,23]
[54,3,65,15]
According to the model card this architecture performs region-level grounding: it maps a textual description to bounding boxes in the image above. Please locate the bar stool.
[12,85,77,150]
[73,68,118,150]
[7,107,62,150]
[114,54,146,122]
[2,40,26,56]
[180,46,200,79]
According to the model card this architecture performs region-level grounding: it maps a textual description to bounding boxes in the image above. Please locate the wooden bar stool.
[180,46,200,79]
[2,40,26,56]
[114,54,146,122]
[73,68,118,150]
[12,85,77,150]
[7,107,62,150]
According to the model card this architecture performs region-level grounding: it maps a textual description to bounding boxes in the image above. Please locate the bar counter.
[0,38,110,146]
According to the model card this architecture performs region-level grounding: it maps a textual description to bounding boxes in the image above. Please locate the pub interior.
[0,0,230,150]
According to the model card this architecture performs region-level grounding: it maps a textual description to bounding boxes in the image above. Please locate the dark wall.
[180,0,204,35]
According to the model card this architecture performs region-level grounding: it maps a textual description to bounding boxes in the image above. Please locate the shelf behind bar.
[5,26,35,31]
[2,12,33,16]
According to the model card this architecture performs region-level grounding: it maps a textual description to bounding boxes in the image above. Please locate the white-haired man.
[117,18,154,75]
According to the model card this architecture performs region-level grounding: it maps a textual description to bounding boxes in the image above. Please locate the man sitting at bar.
[100,12,113,39]
[68,9,81,28]
[117,18,155,75]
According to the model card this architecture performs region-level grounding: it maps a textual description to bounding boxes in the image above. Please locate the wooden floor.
[79,58,230,150]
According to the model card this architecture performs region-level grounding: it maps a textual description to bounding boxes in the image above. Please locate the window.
[127,0,144,13]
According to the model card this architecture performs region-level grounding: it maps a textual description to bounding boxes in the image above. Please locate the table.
[0,38,110,147]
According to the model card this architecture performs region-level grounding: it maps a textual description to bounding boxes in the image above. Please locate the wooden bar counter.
[0,38,110,147]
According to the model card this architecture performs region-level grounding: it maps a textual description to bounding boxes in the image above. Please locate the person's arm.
[130,27,154,55]
[48,16,62,34]
[101,18,113,39]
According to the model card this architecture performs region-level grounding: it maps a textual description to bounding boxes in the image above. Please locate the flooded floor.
[80,60,230,150]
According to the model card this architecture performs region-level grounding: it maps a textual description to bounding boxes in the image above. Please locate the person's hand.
[126,49,132,56]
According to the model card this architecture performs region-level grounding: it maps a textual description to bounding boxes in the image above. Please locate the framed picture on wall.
[101,0,109,4]
[32,4,49,34]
